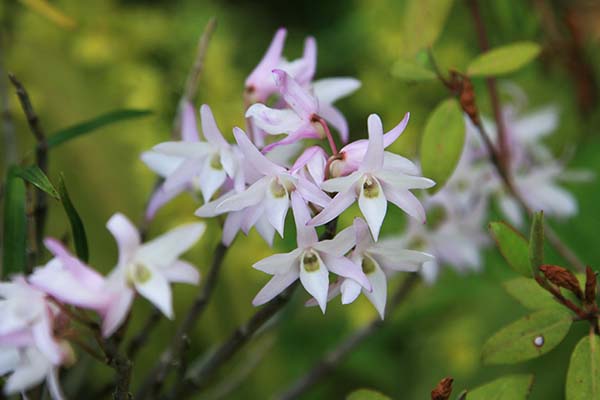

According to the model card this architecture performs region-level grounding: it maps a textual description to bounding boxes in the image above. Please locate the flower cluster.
[392,89,592,283]
[143,28,435,315]
[0,215,204,395]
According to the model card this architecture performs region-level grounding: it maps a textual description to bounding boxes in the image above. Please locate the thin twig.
[8,73,48,269]
[135,242,228,399]
[169,220,340,399]
[276,273,420,400]
[0,39,16,169]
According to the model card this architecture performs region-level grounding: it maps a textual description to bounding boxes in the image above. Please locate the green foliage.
[402,0,455,56]
[489,222,531,277]
[419,98,465,194]
[57,174,89,262]
[467,374,534,400]
[482,308,572,365]
[47,109,152,148]
[346,389,391,400]
[14,165,60,199]
[466,42,541,77]
[529,211,544,276]
[2,167,27,277]
[391,59,436,81]
[566,334,600,400]
[502,277,560,310]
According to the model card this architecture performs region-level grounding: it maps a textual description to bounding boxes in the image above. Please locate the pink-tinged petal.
[381,183,426,223]
[181,101,199,142]
[246,28,287,93]
[420,260,439,284]
[220,148,238,179]
[253,249,300,274]
[163,158,203,192]
[195,191,234,218]
[43,238,105,289]
[383,112,410,147]
[252,268,298,306]
[353,217,373,255]
[295,176,331,208]
[377,170,435,190]
[299,252,330,313]
[0,347,19,375]
[217,177,269,213]
[106,213,140,267]
[291,146,326,175]
[198,160,227,203]
[153,141,212,158]
[318,104,349,143]
[358,177,387,241]
[312,77,361,105]
[295,36,317,84]
[100,288,134,337]
[370,246,433,272]
[382,152,419,175]
[3,347,49,395]
[321,254,371,290]
[162,260,200,285]
[146,184,184,220]
[308,189,356,227]
[137,223,205,268]
[241,204,263,234]
[264,180,290,237]
[200,104,229,148]
[245,104,305,135]
[272,69,318,117]
[222,210,244,246]
[321,171,361,193]
[305,280,342,307]
[360,114,384,172]
[291,191,318,248]
[362,260,387,319]
[341,278,362,304]
[261,126,319,153]
[254,215,276,247]
[134,267,173,319]
[312,224,355,257]
[0,329,34,347]
[47,367,66,400]
[32,311,63,364]
[141,151,182,178]
[233,127,285,175]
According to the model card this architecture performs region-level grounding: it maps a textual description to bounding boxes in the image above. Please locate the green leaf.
[467,374,534,400]
[402,0,455,56]
[2,167,27,277]
[467,42,541,77]
[566,334,600,400]
[47,109,152,148]
[57,174,89,262]
[420,98,465,194]
[482,308,572,364]
[489,221,531,277]
[502,277,561,310]
[529,211,544,276]
[346,389,391,400]
[14,165,60,199]
[391,59,436,81]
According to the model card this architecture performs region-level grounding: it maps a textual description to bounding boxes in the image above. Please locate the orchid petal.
[305,280,342,307]
[318,104,349,143]
[321,171,361,193]
[294,175,331,208]
[245,104,305,135]
[382,152,419,175]
[106,213,140,267]
[363,260,387,319]
[383,112,410,147]
[153,141,212,158]
[246,28,286,91]
[252,268,298,306]
[377,170,435,190]
[381,183,426,223]
[198,160,227,203]
[100,287,134,337]
[181,101,199,141]
[146,184,184,220]
[141,151,182,178]
[253,249,300,274]
[137,223,205,268]
[254,215,276,247]
[308,189,356,227]
[200,104,229,148]
[273,69,318,117]
[222,211,244,246]
[32,311,63,364]
[134,266,174,319]
[264,180,290,237]
[233,127,285,175]
[296,36,317,84]
[43,238,105,289]
[260,126,319,153]
[370,248,432,272]
[313,224,356,256]
[312,77,361,104]
[358,177,387,241]
[162,260,200,285]
[321,254,371,290]
[341,279,362,305]
[3,348,49,395]
[299,252,329,313]
[352,217,373,255]
[360,114,384,172]
[291,191,318,248]
[163,157,203,192]
[217,177,269,213]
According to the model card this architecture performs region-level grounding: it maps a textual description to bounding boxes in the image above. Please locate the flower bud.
[539,264,583,299]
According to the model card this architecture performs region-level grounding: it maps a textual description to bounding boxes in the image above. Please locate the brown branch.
[135,242,228,399]
[8,73,48,270]
[275,273,420,400]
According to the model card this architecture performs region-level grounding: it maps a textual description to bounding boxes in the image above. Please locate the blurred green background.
[1,0,600,399]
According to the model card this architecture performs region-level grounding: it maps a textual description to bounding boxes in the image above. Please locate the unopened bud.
[431,377,453,400]
[585,266,597,306]
[540,264,583,299]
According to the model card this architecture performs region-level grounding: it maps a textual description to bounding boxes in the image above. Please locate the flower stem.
[318,117,338,155]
